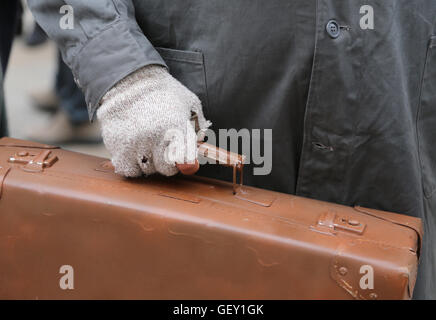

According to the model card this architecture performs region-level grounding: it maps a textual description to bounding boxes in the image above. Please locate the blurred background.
[4,2,109,158]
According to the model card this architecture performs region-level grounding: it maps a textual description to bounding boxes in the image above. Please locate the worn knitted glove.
[97,65,211,177]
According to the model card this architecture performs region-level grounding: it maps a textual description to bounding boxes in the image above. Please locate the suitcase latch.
[8,150,58,172]
[313,210,366,235]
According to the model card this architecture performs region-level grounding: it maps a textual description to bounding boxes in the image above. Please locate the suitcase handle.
[188,114,246,194]
[197,141,245,194]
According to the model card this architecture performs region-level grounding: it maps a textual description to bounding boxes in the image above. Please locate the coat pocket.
[418,36,436,198]
[155,47,209,115]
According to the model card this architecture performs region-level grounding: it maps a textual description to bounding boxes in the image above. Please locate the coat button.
[326,20,340,39]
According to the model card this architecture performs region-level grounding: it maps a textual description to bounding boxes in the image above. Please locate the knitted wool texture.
[97,65,211,177]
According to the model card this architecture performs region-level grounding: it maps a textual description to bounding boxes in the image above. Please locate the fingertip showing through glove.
[97,64,211,178]
[176,160,200,175]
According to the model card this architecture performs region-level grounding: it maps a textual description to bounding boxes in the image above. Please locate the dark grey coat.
[28,0,436,299]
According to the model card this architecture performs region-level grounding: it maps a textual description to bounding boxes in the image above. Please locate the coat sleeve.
[27,0,167,120]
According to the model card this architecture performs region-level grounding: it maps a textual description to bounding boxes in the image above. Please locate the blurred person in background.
[19,15,101,144]
[0,0,20,138]
[1,1,99,143]
[27,50,101,144]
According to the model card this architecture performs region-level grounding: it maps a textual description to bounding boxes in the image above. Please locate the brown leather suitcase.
[0,137,422,299]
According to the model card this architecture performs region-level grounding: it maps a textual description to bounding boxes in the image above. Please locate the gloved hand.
[97,65,211,177]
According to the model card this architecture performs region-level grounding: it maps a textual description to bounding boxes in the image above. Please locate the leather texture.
[0,137,422,299]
